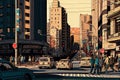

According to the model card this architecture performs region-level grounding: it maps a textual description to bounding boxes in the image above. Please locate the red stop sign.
[12,43,17,49]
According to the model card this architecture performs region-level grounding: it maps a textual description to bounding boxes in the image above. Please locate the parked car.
[39,56,55,69]
[80,57,91,67]
[0,58,35,80]
[56,59,73,69]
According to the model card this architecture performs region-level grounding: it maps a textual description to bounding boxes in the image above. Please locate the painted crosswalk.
[54,73,120,78]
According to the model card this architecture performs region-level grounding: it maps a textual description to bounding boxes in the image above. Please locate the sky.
[47,0,91,27]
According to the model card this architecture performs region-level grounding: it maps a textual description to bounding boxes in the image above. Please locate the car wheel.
[24,74,32,80]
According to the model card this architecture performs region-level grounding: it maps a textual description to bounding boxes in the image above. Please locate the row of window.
[0,28,15,33]
[51,13,60,15]
[50,17,60,20]
[50,21,59,24]
[0,4,13,8]
[51,8,60,12]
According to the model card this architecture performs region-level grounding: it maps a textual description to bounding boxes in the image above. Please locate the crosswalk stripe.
[53,73,120,78]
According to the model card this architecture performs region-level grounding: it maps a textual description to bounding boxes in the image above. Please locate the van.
[39,56,54,69]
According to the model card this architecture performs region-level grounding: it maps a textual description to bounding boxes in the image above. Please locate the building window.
[0,28,3,33]
[7,28,10,33]
[25,13,29,17]
[25,28,30,32]
[25,35,30,39]
[25,6,30,9]
[25,20,29,23]
[7,4,11,7]
[0,13,3,17]
[13,28,15,32]
[0,5,3,8]
[115,17,120,33]
[20,3,23,6]
[25,0,29,2]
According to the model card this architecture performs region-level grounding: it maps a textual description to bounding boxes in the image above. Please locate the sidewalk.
[17,62,39,68]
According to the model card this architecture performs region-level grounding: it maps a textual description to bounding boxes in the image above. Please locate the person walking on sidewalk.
[89,54,95,74]
[104,55,109,74]
[118,56,120,71]
[99,56,103,74]
[109,55,116,72]
[93,55,99,74]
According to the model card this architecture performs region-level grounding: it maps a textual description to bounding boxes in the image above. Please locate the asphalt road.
[30,67,120,80]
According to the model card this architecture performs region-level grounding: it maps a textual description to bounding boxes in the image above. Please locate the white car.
[0,58,35,80]
[39,56,55,69]
[56,59,73,69]
[80,57,91,67]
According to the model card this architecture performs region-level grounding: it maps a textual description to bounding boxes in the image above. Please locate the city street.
[22,66,120,80]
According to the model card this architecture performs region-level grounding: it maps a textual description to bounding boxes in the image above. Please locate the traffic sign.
[16,8,20,16]
[12,43,17,49]
[99,48,104,54]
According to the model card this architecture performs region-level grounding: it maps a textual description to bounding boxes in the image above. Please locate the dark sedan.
[0,58,35,80]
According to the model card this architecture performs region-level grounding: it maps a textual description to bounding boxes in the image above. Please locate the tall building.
[0,0,15,40]
[70,28,80,45]
[80,14,92,55]
[49,0,70,57]
[70,28,80,50]
[33,0,47,42]
[107,0,120,56]
[92,0,118,56]
[0,0,47,58]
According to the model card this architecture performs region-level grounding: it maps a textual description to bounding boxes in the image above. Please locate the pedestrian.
[99,56,103,74]
[104,55,109,74]
[89,54,95,74]
[10,56,13,63]
[93,55,99,74]
[109,55,116,72]
[20,56,24,64]
[118,56,120,71]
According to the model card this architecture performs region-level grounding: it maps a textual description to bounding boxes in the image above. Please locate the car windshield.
[61,59,69,62]
[39,58,48,61]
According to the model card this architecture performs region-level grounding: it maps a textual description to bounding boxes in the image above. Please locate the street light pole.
[15,0,19,66]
